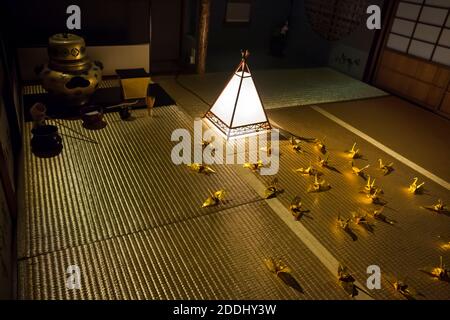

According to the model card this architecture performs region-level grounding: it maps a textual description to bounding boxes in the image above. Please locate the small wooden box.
[116,68,151,100]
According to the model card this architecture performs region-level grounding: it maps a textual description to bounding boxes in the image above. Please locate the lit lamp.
[203,50,271,140]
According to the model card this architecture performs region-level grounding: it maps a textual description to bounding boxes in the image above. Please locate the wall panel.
[375,0,450,118]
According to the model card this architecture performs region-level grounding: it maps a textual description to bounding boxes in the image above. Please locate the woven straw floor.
[19,68,450,299]
[257,107,450,300]
[159,75,450,300]
[19,107,348,300]
[175,68,388,111]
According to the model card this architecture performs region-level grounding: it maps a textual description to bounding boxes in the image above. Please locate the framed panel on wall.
[224,0,252,25]
[304,0,370,41]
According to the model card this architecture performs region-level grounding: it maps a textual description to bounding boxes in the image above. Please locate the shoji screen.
[386,0,450,66]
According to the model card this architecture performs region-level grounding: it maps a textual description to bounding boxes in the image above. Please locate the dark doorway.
[150,0,183,74]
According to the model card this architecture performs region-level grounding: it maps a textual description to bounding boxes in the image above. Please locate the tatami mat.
[20,107,259,258]
[314,97,450,181]
[18,201,349,300]
[20,106,352,300]
[20,69,449,300]
[175,68,388,110]
[256,107,450,300]
[158,74,450,300]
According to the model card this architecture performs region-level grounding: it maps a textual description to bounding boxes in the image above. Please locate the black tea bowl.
[80,105,107,130]
[119,106,132,120]
[31,124,63,158]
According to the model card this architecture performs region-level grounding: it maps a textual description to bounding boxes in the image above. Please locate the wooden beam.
[363,0,398,84]
[196,0,210,75]
[0,146,16,220]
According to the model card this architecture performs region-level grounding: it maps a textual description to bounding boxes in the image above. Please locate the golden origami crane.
[438,236,450,250]
[337,264,357,297]
[314,138,326,154]
[422,199,448,213]
[361,175,377,194]
[292,144,304,153]
[351,161,369,179]
[317,155,329,168]
[187,163,216,175]
[408,177,425,194]
[351,212,368,225]
[367,207,395,225]
[264,178,283,199]
[317,155,341,173]
[337,215,357,241]
[378,158,394,175]
[386,276,417,300]
[264,257,292,276]
[264,257,304,292]
[289,196,310,220]
[351,211,374,233]
[307,174,330,193]
[290,136,304,153]
[337,215,351,231]
[346,142,360,159]
[202,189,226,208]
[289,136,300,146]
[243,160,264,172]
[420,256,449,282]
[201,138,214,149]
[295,161,319,176]
[367,188,385,205]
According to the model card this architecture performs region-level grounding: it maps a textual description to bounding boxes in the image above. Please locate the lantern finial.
[241,49,250,60]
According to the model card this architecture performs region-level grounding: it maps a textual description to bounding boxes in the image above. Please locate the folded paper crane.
[203,50,271,140]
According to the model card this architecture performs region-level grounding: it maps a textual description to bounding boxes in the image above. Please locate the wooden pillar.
[196,0,210,74]
[363,0,397,83]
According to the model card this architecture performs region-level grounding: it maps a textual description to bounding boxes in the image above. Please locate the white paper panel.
[414,23,442,42]
[396,2,422,20]
[231,74,267,127]
[387,33,410,52]
[392,18,416,36]
[419,6,448,25]
[408,39,435,59]
[439,28,450,46]
[209,73,241,126]
[225,3,251,22]
[433,46,450,65]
